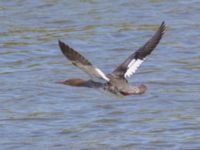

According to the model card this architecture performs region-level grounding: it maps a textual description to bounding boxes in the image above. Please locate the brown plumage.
[59,78,87,87]
[57,22,166,96]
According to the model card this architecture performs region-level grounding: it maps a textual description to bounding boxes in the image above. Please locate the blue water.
[0,0,200,149]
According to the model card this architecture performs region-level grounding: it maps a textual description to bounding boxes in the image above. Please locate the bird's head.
[57,78,86,87]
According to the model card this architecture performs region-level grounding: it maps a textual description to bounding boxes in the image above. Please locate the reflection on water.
[0,0,200,149]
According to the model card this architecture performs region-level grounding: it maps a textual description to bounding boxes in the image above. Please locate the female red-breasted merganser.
[58,22,165,96]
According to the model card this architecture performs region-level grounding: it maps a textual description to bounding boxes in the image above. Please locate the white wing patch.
[124,59,144,78]
[95,68,110,81]
[72,61,109,82]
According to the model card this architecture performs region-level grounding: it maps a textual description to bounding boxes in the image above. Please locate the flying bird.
[58,22,166,96]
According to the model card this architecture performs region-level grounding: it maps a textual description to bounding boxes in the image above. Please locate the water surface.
[0,0,200,149]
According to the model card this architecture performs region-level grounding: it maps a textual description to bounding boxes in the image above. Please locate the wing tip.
[58,40,72,55]
[160,21,166,34]
[58,39,63,46]
[58,40,66,49]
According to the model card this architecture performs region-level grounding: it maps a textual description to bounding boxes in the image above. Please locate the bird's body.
[58,22,166,96]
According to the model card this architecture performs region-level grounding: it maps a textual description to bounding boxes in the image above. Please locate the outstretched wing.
[58,40,109,82]
[112,21,166,78]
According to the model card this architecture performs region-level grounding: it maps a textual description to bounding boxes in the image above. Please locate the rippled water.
[0,0,200,149]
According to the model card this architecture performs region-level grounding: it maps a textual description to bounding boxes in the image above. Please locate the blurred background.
[0,0,200,149]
